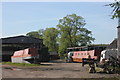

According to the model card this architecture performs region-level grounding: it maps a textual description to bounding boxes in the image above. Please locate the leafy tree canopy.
[43,28,59,52]
[26,14,95,57]
[107,0,120,19]
[26,29,44,39]
[57,14,95,54]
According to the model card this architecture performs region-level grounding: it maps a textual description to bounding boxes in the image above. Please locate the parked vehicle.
[67,52,73,62]
[100,49,117,62]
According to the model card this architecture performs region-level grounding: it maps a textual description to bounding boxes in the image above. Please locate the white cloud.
[1,0,115,2]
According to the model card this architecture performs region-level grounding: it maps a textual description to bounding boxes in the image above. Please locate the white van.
[100,49,117,62]
[67,52,73,62]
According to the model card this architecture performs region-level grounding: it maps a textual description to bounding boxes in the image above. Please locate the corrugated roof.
[1,35,43,44]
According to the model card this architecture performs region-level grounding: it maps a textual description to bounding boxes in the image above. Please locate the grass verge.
[2,62,41,67]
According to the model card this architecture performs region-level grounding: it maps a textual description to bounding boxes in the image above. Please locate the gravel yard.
[2,61,120,78]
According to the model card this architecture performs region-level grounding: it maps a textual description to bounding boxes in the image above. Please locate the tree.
[26,29,44,39]
[57,14,95,56]
[43,28,58,52]
[108,0,120,60]
[107,0,120,19]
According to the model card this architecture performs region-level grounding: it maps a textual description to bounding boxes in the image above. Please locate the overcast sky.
[1,1,118,44]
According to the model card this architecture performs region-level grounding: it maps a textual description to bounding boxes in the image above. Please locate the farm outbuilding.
[1,35,50,63]
[106,38,117,49]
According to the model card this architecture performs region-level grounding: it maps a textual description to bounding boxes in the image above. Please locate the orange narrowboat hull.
[72,58,82,62]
